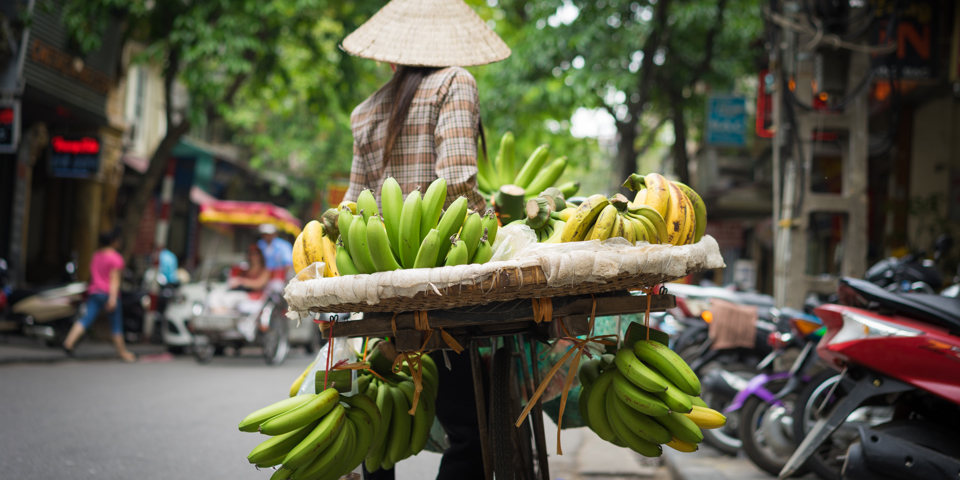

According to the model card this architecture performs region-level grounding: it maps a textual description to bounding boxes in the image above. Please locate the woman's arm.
[244,268,272,291]
[434,71,486,212]
[107,269,121,311]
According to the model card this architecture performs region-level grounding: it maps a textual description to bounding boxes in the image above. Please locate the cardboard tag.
[315,370,353,393]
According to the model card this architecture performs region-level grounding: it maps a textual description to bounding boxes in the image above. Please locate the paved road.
[0,351,441,480]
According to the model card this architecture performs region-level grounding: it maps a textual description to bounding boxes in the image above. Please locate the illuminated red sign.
[51,136,100,155]
[0,108,12,125]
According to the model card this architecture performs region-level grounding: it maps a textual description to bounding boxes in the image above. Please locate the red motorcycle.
[780,277,960,480]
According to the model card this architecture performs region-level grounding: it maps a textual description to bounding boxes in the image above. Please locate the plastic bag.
[490,224,538,261]
[295,262,324,282]
[298,335,360,396]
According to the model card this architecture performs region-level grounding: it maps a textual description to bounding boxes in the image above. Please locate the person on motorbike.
[256,223,293,274]
[338,0,509,478]
[228,245,271,292]
[62,230,136,362]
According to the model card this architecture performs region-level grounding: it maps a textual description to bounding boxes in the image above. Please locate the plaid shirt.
[344,67,486,213]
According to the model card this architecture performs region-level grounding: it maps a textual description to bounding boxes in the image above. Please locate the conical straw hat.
[342,0,511,67]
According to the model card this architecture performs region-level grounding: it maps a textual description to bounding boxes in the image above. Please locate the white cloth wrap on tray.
[284,235,725,319]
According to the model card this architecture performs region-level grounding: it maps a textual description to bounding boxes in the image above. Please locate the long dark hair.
[380,65,488,168]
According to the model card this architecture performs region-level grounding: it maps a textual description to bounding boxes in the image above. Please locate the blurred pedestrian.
[256,223,293,272]
[339,0,511,478]
[62,229,136,362]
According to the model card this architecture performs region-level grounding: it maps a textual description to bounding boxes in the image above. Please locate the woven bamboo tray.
[306,264,697,314]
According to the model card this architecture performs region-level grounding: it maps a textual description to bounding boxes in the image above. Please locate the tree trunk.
[616,117,639,196]
[119,120,191,261]
[670,91,691,185]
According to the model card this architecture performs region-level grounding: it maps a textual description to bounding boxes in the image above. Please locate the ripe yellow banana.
[292,232,309,274]
[338,201,357,215]
[380,177,403,259]
[621,215,636,243]
[420,178,448,243]
[631,188,647,209]
[556,207,576,222]
[684,406,727,429]
[666,437,699,452]
[561,194,611,242]
[674,182,707,243]
[302,220,325,266]
[639,173,671,218]
[663,182,688,245]
[356,189,378,223]
[587,204,619,241]
[629,205,669,244]
[290,360,316,397]
[677,184,696,245]
[320,234,338,277]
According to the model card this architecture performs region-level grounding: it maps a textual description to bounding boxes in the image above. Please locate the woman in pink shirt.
[63,230,136,362]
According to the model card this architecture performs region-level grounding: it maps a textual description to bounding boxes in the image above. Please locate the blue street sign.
[706,95,746,147]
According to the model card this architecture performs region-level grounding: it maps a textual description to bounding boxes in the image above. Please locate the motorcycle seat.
[839,277,960,334]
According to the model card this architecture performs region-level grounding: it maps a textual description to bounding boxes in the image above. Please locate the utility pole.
[769,3,878,308]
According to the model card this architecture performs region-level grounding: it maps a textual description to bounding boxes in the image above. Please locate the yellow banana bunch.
[577,338,722,457]
[621,173,707,246]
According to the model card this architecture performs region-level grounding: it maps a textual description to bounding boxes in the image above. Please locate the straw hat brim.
[342,0,511,67]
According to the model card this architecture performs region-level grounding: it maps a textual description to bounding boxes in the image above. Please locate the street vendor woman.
[340,0,510,478]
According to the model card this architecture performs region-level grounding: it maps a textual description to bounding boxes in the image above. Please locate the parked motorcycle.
[733,311,826,476]
[780,277,960,480]
[0,258,87,346]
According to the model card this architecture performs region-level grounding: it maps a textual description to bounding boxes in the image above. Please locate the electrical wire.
[763,7,897,54]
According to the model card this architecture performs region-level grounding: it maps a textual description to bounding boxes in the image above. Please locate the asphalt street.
[0,351,441,480]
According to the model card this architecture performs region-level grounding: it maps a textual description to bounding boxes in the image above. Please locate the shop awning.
[198,200,302,236]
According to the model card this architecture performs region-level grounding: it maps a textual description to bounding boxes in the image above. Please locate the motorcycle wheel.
[699,363,756,455]
[738,380,810,477]
[791,370,850,480]
[193,336,215,364]
[262,307,289,366]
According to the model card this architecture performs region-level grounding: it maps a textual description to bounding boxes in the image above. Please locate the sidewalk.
[544,420,670,480]
[0,335,168,364]
[663,444,818,480]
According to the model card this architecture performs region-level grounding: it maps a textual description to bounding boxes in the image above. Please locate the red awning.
[198,200,302,236]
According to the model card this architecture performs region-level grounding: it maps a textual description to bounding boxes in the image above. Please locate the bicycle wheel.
[262,305,289,366]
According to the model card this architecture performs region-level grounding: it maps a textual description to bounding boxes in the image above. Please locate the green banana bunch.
[239,386,393,479]
[575,338,725,457]
[477,132,569,195]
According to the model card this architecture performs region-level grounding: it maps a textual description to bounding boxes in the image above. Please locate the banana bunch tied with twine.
[238,385,381,480]
[334,177,499,276]
[357,345,440,473]
[577,340,727,456]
